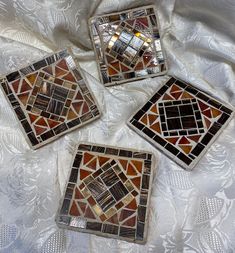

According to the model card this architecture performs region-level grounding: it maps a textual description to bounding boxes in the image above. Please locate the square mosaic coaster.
[0,49,101,149]
[128,77,234,170]
[89,5,167,86]
[56,143,154,244]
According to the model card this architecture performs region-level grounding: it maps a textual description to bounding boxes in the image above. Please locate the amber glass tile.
[89,5,167,86]
[56,143,154,244]
[128,77,234,170]
[0,49,101,149]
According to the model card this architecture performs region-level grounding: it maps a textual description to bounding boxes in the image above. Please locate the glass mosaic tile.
[89,5,167,86]
[128,77,234,170]
[56,143,154,244]
[0,49,101,149]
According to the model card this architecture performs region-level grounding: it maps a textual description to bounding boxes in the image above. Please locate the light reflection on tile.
[89,5,167,86]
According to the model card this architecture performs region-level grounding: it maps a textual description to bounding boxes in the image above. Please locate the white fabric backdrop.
[0,0,235,252]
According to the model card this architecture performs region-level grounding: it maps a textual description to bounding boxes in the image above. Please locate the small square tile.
[89,5,167,86]
[128,77,234,170]
[56,143,154,244]
[0,49,101,149]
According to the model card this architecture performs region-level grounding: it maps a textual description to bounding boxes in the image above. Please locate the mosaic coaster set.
[0,5,234,244]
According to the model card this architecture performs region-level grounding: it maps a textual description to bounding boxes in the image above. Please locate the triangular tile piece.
[150,122,161,134]
[198,101,209,111]
[179,145,193,154]
[70,201,80,216]
[55,66,68,78]
[75,187,84,199]
[67,108,77,120]
[140,114,148,125]
[28,113,38,123]
[75,91,83,101]
[72,101,83,115]
[108,66,118,76]
[166,137,179,145]
[120,63,131,72]
[57,59,69,71]
[181,91,194,99]
[171,91,183,100]
[170,84,182,93]
[122,216,136,227]
[46,119,61,128]
[211,108,222,118]
[63,73,77,83]
[202,109,212,118]
[107,213,119,224]
[111,61,120,72]
[12,80,20,93]
[35,117,48,127]
[125,199,137,210]
[148,114,158,125]
[204,117,212,129]
[98,156,110,167]
[84,206,96,219]
[83,152,94,165]
[80,169,92,180]
[150,104,158,114]
[119,159,128,171]
[130,177,141,189]
[162,93,175,101]
[179,136,190,145]
[143,53,152,66]
[188,135,202,142]
[42,66,53,75]
[82,102,89,114]
[134,61,144,71]
[119,209,135,222]
[17,92,30,106]
[34,126,47,136]
[86,158,97,170]
[21,80,32,93]
[131,160,143,173]
[26,73,37,86]
[77,201,87,214]
[127,163,138,176]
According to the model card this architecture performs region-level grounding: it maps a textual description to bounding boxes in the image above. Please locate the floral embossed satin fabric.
[0,0,234,252]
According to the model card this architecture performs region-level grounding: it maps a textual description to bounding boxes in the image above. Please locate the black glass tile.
[141,175,150,189]
[92,146,105,153]
[69,168,78,183]
[209,122,222,135]
[41,130,54,141]
[136,222,144,240]
[165,143,179,155]
[21,120,32,133]
[201,133,213,145]
[177,153,193,165]
[138,206,146,222]
[218,113,230,125]
[143,127,155,138]
[100,169,119,187]
[165,106,180,118]
[86,222,102,231]
[119,149,133,157]
[33,59,47,70]
[27,132,39,146]
[60,199,70,215]
[153,135,167,146]
[6,71,21,82]
[15,107,26,120]
[191,143,204,156]
[167,118,182,130]
[53,123,68,134]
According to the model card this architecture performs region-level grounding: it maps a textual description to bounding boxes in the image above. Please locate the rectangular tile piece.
[128,77,234,170]
[0,48,101,149]
[56,143,155,244]
[89,5,167,86]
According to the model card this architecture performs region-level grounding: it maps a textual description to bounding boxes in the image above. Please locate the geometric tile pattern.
[56,143,154,244]
[89,5,167,86]
[0,49,101,149]
[128,77,234,170]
